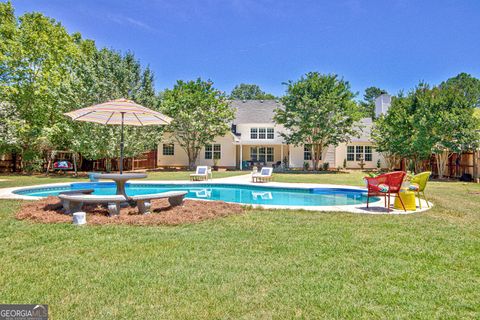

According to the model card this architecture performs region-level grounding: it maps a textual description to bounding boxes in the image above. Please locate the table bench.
[58,194,127,216]
[129,191,187,214]
[59,189,94,213]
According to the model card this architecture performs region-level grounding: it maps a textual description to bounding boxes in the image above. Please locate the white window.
[258,128,266,139]
[347,145,373,162]
[250,127,275,139]
[267,128,274,139]
[365,146,372,161]
[304,145,312,160]
[250,128,258,139]
[347,146,354,161]
[162,143,174,156]
[250,146,274,162]
[250,147,258,161]
[205,144,221,160]
[356,146,364,161]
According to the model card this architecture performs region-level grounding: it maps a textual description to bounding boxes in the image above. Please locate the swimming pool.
[13,182,374,207]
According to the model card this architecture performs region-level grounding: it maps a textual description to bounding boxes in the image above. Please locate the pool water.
[14,182,373,207]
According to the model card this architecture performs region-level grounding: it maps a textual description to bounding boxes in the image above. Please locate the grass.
[0,171,479,319]
[0,170,246,188]
[274,171,367,186]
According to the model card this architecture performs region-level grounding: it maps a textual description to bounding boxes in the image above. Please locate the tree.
[372,80,480,176]
[0,2,163,171]
[440,72,480,108]
[430,78,480,178]
[274,72,362,170]
[0,5,81,170]
[161,78,235,169]
[63,44,162,164]
[229,83,276,100]
[360,86,388,118]
[373,84,445,173]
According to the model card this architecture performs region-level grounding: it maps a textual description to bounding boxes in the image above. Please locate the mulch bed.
[16,196,244,226]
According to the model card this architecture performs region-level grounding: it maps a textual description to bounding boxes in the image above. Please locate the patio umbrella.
[65,98,172,174]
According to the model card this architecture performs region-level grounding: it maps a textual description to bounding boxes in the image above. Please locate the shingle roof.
[230,100,282,124]
[351,118,373,142]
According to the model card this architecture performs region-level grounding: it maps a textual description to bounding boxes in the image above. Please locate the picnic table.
[93,173,147,198]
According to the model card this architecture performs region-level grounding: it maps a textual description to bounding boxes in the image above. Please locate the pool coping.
[0,179,433,214]
[0,178,433,214]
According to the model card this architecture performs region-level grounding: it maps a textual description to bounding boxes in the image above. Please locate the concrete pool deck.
[0,174,432,214]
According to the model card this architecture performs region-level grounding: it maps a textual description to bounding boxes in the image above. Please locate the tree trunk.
[12,152,17,173]
[382,153,398,171]
[435,150,450,179]
[414,157,422,175]
[186,147,199,170]
[311,145,320,171]
[188,158,196,170]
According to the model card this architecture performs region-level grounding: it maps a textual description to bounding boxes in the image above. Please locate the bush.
[322,162,330,171]
[303,162,310,171]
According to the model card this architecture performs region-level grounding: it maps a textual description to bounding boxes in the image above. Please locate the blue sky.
[9,0,480,98]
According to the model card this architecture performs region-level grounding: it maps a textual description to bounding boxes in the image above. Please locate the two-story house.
[157,96,392,170]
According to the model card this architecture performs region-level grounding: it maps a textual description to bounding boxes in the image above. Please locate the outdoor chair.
[190,166,212,181]
[364,171,407,212]
[252,167,273,183]
[408,171,431,209]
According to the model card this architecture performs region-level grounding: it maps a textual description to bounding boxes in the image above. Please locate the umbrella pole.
[120,112,125,174]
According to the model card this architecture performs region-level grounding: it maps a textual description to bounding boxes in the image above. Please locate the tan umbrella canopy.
[65,98,172,173]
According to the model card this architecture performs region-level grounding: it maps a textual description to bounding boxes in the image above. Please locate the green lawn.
[0,170,245,188]
[0,172,479,319]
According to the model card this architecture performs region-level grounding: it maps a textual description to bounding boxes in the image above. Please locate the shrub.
[303,162,310,171]
[322,162,330,171]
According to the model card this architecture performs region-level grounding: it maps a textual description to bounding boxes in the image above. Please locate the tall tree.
[161,78,235,169]
[431,77,480,177]
[0,5,80,170]
[440,72,480,108]
[230,83,276,100]
[373,81,480,176]
[274,72,362,170]
[63,44,162,164]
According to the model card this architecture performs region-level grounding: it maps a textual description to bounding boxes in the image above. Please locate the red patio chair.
[365,171,407,212]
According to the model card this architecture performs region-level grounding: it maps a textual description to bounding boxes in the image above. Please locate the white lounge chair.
[190,166,212,181]
[252,167,273,183]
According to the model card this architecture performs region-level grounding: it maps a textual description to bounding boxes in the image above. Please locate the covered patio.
[236,144,289,170]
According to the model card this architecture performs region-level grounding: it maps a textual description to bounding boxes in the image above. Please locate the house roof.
[230,100,282,124]
[351,118,373,142]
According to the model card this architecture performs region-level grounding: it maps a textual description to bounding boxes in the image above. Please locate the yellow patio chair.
[409,171,431,209]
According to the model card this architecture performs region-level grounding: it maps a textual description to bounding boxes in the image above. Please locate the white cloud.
[107,13,155,32]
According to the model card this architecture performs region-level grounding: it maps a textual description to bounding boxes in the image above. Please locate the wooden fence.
[0,150,158,173]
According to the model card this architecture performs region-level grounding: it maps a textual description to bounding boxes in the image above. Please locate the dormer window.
[250,128,258,139]
[250,127,274,140]
[258,128,266,139]
[267,128,274,139]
